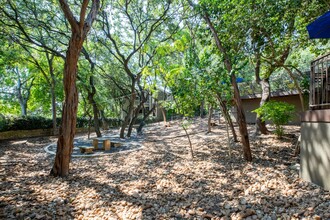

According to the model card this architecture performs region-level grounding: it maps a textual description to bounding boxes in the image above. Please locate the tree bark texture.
[255,78,270,135]
[88,76,102,137]
[51,34,83,177]
[51,0,100,177]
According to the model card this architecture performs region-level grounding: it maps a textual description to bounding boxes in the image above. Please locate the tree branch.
[58,0,79,33]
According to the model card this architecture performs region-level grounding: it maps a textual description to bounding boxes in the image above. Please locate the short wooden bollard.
[103,140,111,151]
[93,139,99,150]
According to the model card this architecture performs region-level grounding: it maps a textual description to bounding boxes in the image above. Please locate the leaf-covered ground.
[0,119,329,220]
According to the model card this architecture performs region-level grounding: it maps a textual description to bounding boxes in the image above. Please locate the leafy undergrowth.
[0,119,329,220]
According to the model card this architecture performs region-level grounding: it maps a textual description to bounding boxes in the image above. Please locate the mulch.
[0,119,329,219]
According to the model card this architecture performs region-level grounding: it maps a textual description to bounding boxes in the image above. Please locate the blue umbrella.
[307,10,330,39]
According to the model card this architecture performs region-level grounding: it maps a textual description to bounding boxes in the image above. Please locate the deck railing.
[310,53,330,109]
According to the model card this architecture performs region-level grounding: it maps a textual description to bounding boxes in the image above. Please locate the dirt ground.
[0,118,329,220]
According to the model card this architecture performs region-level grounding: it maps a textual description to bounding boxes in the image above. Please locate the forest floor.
[0,118,329,220]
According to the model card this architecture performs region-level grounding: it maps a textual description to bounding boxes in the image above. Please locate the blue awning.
[307,11,330,39]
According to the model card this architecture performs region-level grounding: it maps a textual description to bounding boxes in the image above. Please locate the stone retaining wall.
[0,127,93,140]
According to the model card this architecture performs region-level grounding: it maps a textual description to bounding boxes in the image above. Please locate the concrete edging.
[44,142,145,158]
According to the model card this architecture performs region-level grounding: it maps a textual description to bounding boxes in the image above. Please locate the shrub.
[253,101,295,138]
[0,115,53,132]
[0,115,118,132]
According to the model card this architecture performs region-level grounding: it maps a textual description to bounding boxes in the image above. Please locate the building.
[300,52,330,190]
[120,88,170,122]
[238,90,307,125]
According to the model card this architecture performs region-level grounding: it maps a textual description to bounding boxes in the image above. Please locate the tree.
[189,0,252,161]
[97,0,176,138]
[0,44,35,116]
[50,0,100,177]
[245,0,329,135]
[0,0,69,132]
[80,47,102,137]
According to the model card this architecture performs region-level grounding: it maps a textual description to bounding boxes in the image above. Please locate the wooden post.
[93,139,99,150]
[103,140,110,151]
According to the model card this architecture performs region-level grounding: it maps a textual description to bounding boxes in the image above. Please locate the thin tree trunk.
[255,78,270,135]
[161,108,167,126]
[20,101,27,116]
[47,54,58,136]
[207,106,213,133]
[88,113,92,139]
[127,114,139,137]
[231,73,252,161]
[217,94,238,142]
[127,99,146,137]
[283,66,305,111]
[92,101,101,137]
[120,89,136,138]
[225,118,232,158]
[201,11,252,161]
[254,51,269,135]
[50,83,57,135]
[137,104,156,134]
[182,121,194,159]
[88,76,101,137]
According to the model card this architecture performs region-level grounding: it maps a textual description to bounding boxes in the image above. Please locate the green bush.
[0,115,119,132]
[0,115,53,132]
[253,101,295,138]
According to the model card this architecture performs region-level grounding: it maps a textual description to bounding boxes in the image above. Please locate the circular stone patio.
[44,134,144,157]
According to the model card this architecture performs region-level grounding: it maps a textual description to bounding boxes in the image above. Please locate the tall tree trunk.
[254,50,269,135]
[161,108,167,126]
[20,101,27,116]
[127,100,145,137]
[137,104,156,134]
[50,84,57,135]
[216,94,238,142]
[87,76,101,137]
[231,73,252,161]
[127,112,139,137]
[120,88,136,138]
[255,78,270,135]
[207,106,213,133]
[201,11,252,161]
[47,54,58,136]
[51,33,83,177]
[92,102,101,137]
[50,0,100,177]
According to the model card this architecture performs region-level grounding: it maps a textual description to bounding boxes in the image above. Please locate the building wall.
[120,89,169,122]
[300,109,330,190]
[300,122,330,190]
[240,94,305,124]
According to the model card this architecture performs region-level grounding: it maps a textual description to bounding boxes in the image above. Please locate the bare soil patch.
[0,119,329,219]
